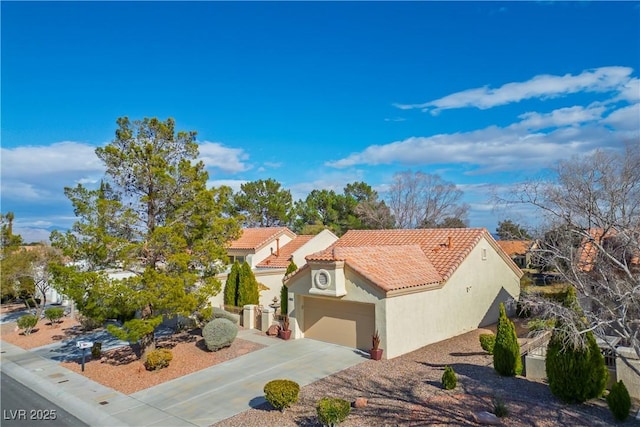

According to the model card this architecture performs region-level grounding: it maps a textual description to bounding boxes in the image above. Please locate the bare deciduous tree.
[504,143,640,375]
[386,170,469,229]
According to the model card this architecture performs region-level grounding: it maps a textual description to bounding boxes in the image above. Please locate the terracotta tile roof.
[228,227,296,251]
[256,235,315,268]
[307,228,488,281]
[496,240,532,257]
[578,228,640,272]
[302,228,521,293]
[334,245,442,291]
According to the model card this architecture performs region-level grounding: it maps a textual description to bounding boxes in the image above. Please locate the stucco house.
[496,240,537,269]
[211,227,339,308]
[284,228,523,359]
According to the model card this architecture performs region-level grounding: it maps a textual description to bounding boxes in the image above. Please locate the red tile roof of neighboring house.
[228,227,296,251]
[256,235,315,268]
[302,228,521,291]
[578,228,640,272]
[496,240,532,257]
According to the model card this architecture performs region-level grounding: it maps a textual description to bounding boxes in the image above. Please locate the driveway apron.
[131,333,367,426]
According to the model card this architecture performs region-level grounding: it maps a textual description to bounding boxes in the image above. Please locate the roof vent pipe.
[276,238,280,256]
[448,236,453,248]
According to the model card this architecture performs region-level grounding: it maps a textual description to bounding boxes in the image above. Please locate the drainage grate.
[99,401,109,405]
[58,380,69,384]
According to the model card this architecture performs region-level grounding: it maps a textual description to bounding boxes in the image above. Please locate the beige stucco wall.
[291,229,339,268]
[383,237,521,358]
[250,234,294,268]
[287,263,385,341]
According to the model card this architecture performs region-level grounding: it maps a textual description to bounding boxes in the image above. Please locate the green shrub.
[91,342,102,359]
[264,379,300,412]
[17,314,38,335]
[606,380,631,421]
[441,365,457,390]
[493,303,522,376]
[224,261,259,307]
[212,307,240,325]
[78,315,103,331]
[45,307,65,324]
[316,397,351,426]
[479,334,496,355]
[144,348,173,371]
[492,396,509,418]
[202,318,237,351]
[545,325,607,403]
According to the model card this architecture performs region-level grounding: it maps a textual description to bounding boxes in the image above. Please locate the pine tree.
[493,303,522,376]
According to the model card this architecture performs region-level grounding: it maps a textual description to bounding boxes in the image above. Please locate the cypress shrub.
[264,379,300,412]
[479,333,496,354]
[223,261,241,307]
[316,397,351,426]
[545,325,607,403]
[441,365,457,390]
[606,380,631,422]
[202,318,238,351]
[493,303,522,376]
[280,260,297,315]
[239,261,259,306]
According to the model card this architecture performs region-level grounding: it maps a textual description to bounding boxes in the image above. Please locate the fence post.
[243,305,256,330]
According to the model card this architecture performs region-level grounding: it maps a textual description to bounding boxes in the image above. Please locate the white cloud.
[288,170,366,201]
[198,141,250,174]
[1,141,104,203]
[207,179,247,192]
[516,105,605,130]
[394,66,634,114]
[603,103,640,131]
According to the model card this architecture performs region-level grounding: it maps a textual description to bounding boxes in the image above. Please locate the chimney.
[448,236,453,248]
[276,238,280,256]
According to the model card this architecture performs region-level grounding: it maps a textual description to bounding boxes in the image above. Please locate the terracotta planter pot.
[279,329,291,340]
[369,348,383,360]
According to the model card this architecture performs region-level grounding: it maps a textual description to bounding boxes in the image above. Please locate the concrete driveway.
[130,331,368,426]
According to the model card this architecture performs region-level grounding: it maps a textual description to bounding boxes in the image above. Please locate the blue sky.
[2,1,639,242]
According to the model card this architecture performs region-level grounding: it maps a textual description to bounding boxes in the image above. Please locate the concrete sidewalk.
[1,329,367,426]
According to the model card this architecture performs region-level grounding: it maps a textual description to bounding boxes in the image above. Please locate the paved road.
[0,371,88,427]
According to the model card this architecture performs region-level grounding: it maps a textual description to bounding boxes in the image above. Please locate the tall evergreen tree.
[239,261,259,306]
[493,303,522,376]
[546,323,607,403]
[50,117,241,358]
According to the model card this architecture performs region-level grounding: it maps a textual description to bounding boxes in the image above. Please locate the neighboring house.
[211,227,339,308]
[496,240,537,269]
[285,228,522,359]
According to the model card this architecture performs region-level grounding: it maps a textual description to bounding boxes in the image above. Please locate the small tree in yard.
[545,322,607,403]
[607,380,631,422]
[45,307,65,325]
[493,303,522,376]
[224,261,259,308]
[50,117,242,360]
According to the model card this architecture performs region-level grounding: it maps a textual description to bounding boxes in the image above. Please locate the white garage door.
[303,297,375,350]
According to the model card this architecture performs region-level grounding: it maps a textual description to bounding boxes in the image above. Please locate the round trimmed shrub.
[202,318,237,351]
[316,397,351,426]
[442,365,457,390]
[212,307,240,325]
[493,303,522,376]
[144,348,173,371]
[264,379,299,412]
[606,380,631,421]
[479,333,496,355]
[17,314,38,335]
[545,327,607,403]
[45,307,65,324]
